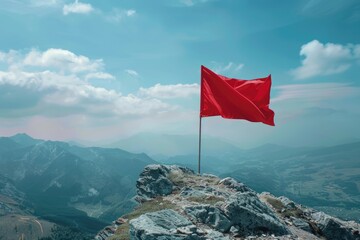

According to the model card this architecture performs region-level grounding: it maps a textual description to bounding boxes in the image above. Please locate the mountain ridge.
[97,164,360,240]
[0,134,158,238]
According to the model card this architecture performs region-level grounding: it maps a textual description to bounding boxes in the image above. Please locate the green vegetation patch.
[263,196,303,218]
[111,197,177,240]
[168,172,220,188]
[187,195,224,205]
[265,197,284,211]
[281,208,304,218]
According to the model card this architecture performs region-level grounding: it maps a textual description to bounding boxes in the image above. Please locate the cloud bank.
[291,40,360,79]
[273,83,360,103]
[0,48,173,118]
[139,83,199,99]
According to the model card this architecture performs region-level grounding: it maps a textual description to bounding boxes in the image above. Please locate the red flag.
[200,65,275,126]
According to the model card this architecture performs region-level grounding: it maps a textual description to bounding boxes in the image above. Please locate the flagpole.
[198,116,202,174]
[198,65,203,175]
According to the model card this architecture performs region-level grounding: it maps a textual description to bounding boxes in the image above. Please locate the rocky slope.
[97,165,360,240]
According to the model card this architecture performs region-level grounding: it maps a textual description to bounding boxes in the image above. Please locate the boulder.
[180,186,229,199]
[180,187,208,198]
[136,165,194,201]
[218,177,253,193]
[223,192,289,236]
[311,212,360,240]
[130,209,229,240]
[184,204,232,233]
[278,196,296,210]
[290,217,312,233]
[129,209,193,239]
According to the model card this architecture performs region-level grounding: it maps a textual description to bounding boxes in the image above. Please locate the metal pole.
[198,116,202,174]
[198,65,203,175]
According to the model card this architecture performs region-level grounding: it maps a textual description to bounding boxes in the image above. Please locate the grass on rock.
[263,195,303,218]
[168,172,220,188]
[187,195,224,205]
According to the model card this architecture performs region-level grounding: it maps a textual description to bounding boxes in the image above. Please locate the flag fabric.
[200,65,275,126]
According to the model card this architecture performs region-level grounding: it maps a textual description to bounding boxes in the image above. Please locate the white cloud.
[106,8,136,23]
[85,72,115,80]
[0,49,172,118]
[23,48,102,73]
[291,40,360,79]
[139,83,199,99]
[222,62,233,71]
[273,83,360,103]
[63,0,93,15]
[0,49,202,144]
[0,52,5,61]
[126,9,136,16]
[125,69,139,77]
[212,61,245,74]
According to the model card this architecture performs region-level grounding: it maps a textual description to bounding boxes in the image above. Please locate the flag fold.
[200,65,275,126]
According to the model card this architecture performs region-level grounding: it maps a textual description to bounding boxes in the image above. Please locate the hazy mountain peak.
[10,133,42,147]
[11,132,33,140]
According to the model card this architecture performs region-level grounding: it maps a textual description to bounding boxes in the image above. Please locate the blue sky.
[0,0,359,148]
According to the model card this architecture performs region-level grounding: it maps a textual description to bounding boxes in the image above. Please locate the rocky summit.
[97,165,360,240]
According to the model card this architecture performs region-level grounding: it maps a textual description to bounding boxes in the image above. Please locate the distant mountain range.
[108,133,244,174]
[0,133,156,237]
[107,133,242,157]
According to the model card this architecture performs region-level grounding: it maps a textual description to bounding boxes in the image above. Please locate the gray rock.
[219,177,253,193]
[202,173,219,179]
[278,196,296,210]
[290,217,311,233]
[205,229,231,240]
[180,186,229,199]
[181,187,208,198]
[229,225,240,234]
[223,192,289,236]
[311,212,360,240]
[130,209,194,240]
[184,204,232,232]
[167,165,195,175]
[136,164,194,201]
[177,225,198,235]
